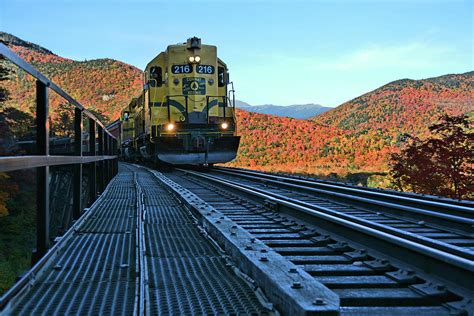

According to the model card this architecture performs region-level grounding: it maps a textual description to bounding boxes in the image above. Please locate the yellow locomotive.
[120,37,239,165]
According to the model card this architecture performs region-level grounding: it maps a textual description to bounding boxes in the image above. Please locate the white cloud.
[253,41,470,72]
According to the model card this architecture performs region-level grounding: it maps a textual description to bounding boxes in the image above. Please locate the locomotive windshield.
[149,66,162,87]
[218,66,225,87]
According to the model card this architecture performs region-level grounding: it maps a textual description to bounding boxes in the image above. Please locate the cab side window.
[150,66,163,87]
[218,66,226,87]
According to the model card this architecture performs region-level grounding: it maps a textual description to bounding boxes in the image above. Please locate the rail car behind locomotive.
[120,37,240,165]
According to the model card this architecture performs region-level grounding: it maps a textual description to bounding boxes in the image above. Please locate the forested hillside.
[313,72,473,139]
[0,32,142,123]
[228,109,396,180]
[229,72,473,182]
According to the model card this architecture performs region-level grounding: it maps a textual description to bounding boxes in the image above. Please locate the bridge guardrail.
[0,42,118,302]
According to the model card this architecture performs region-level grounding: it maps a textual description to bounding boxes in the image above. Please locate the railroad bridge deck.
[2,163,473,315]
[2,164,269,315]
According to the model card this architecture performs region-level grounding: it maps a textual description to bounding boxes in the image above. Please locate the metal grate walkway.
[7,164,267,315]
[11,167,137,315]
[137,170,266,315]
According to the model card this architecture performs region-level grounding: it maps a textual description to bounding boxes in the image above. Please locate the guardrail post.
[97,126,104,193]
[35,80,49,261]
[108,134,112,181]
[111,139,115,176]
[108,135,113,178]
[104,134,110,183]
[73,107,83,219]
[88,118,97,205]
[114,139,118,176]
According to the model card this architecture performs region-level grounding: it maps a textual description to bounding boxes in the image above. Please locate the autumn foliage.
[227,109,396,176]
[389,115,473,199]
[229,72,473,187]
[312,73,473,139]
[1,33,143,124]
[1,32,473,194]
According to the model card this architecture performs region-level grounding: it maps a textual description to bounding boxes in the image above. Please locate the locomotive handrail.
[161,93,233,125]
[0,42,118,272]
[165,95,189,123]
[228,81,236,108]
[205,95,233,124]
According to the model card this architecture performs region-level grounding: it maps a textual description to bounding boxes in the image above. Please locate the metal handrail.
[0,43,115,138]
[228,81,236,108]
[165,95,189,123]
[205,95,233,124]
[0,42,118,274]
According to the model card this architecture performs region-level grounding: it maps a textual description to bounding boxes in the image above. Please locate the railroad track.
[205,167,474,254]
[156,166,474,315]
[216,166,474,209]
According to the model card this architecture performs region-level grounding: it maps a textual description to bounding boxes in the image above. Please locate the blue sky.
[1,0,472,107]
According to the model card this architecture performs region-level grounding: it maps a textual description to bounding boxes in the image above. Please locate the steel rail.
[178,168,474,292]
[214,167,474,212]
[184,169,474,259]
[133,172,149,316]
[211,168,474,234]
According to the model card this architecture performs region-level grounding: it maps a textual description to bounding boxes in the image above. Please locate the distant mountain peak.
[236,101,331,119]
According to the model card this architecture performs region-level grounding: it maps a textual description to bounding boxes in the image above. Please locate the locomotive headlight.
[221,122,229,130]
[188,55,201,63]
[166,123,175,131]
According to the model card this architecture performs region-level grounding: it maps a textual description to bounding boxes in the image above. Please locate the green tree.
[0,107,35,156]
[50,103,75,137]
[0,56,10,103]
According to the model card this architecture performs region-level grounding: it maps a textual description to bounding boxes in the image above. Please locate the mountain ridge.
[312,71,473,138]
[0,32,143,122]
[236,101,332,119]
[0,31,54,55]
